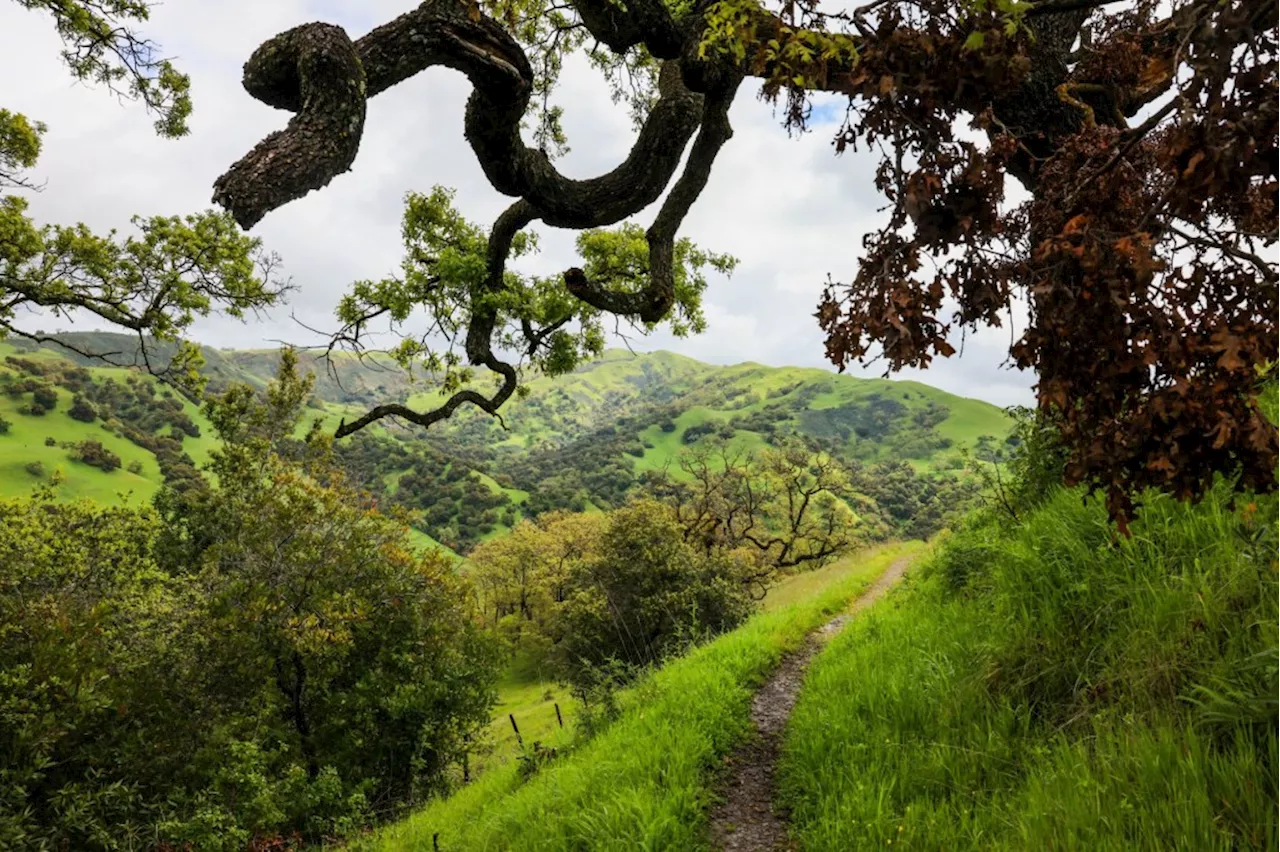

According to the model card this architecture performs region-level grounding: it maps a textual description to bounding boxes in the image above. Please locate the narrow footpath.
[708,556,915,851]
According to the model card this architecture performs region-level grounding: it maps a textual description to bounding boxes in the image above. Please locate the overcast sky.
[1,0,1036,407]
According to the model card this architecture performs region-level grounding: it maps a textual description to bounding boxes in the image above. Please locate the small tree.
[30,386,56,411]
[67,395,97,423]
[69,440,121,472]
[155,350,501,821]
[644,440,858,594]
[550,499,756,687]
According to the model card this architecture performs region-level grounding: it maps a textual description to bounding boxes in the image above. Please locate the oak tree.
[214,0,1278,523]
[643,439,858,590]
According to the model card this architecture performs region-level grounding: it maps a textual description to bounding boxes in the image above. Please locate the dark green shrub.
[31,386,57,411]
[551,499,755,689]
[0,353,501,850]
[68,440,121,472]
[67,395,97,422]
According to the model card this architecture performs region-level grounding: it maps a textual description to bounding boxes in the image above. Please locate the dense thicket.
[0,356,499,850]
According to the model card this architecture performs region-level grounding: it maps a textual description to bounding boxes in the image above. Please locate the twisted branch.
[216,0,1094,438]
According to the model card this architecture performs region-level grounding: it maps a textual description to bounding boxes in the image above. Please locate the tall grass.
[779,482,1277,850]
[357,543,921,851]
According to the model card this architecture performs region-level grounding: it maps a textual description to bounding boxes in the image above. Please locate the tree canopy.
[213,0,1277,524]
[1,0,285,395]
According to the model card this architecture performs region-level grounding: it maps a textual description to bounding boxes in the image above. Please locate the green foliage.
[550,499,758,687]
[0,353,502,849]
[0,110,44,183]
[468,499,757,692]
[336,187,733,396]
[13,0,192,138]
[779,481,1277,850]
[363,544,919,851]
[66,394,96,422]
[68,438,121,471]
[30,385,56,411]
[849,458,978,540]
[0,206,284,395]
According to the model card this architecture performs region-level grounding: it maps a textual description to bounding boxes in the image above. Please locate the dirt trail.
[708,555,914,851]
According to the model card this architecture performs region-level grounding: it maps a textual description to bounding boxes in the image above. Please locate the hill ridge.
[0,333,1013,551]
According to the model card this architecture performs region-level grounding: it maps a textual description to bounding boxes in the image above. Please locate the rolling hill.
[0,334,1015,552]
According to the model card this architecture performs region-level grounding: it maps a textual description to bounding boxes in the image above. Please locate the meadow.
[360,543,923,851]
[779,482,1277,850]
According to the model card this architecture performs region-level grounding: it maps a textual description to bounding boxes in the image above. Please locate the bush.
[67,395,98,423]
[550,500,755,689]
[31,386,57,411]
[24,461,44,478]
[0,416,9,435]
[43,436,56,447]
[126,460,144,475]
[0,356,502,850]
[68,440,121,472]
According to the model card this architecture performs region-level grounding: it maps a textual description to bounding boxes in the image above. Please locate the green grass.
[474,472,529,505]
[0,382,163,504]
[779,483,1278,851]
[405,526,460,560]
[359,542,920,851]
[472,652,577,778]
[762,542,924,612]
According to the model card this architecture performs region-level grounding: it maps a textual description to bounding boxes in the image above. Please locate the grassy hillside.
[360,543,923,851]
[1,334,1013,551]
[16,334,1011,470]
[0,343,201,503]
[780,482,1277,850]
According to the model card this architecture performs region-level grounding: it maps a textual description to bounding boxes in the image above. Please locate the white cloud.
[0,0,1034,407]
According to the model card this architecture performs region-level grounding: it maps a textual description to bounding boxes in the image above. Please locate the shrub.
[43,436,56,447]
[126,460,144,475]
[68,440,121,472]
[67,396,98,423]
[24,461,44,478]
[31,386,57,411]
[0,416,9,435]
[0,354,503,850]
[550,499,755,689]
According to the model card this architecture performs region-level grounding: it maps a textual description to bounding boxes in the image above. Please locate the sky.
[0,0,1037,407]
